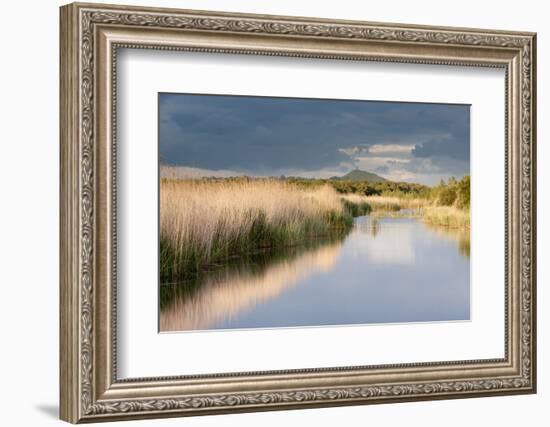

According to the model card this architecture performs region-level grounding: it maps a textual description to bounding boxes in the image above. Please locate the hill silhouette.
[331,169,387,183]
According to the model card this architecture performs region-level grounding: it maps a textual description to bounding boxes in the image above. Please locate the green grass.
[161,207,356,283]
[342,199,372,217]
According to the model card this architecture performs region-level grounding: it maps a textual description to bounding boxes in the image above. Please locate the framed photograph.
[60,2,537,423]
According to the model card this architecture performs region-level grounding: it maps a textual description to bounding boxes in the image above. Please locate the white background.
[0,0,545,426]
[118,50,504,377]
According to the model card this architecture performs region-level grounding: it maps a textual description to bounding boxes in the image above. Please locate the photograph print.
[158,93,471,333]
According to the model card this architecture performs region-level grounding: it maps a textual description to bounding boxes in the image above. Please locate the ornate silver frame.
[60,2,537,423]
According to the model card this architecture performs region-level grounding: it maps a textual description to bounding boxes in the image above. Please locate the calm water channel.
[160,216,470,332]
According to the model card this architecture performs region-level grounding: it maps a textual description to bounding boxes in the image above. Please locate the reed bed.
[422,206,470,229]
[160,179,352,281]
[341,194,470,229]
[341,194,429,219]
[160,178,470,281]
[361,195,429,211]
[339,194,372,217]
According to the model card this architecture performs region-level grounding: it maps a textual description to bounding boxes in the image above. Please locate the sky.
[159,93,470,186]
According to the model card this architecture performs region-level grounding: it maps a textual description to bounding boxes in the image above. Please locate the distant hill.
[331,169,387,183]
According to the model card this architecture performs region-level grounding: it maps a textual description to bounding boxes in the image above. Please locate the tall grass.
[356,195,428,211]
[341,194,428,213]
[161,179,353,281]
[339,194,372,216]
[342,194,469,228]
[160,176,470,281]
[422,206,470,228]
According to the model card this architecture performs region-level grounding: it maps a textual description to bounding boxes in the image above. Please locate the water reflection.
[160,216,470,332]
[160,238,344,332]
[423,223,470,258]
[351,217,415,265]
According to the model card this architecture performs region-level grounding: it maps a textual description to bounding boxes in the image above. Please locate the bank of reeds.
[342,194,428,212]
[342,194,469,228]
[160,179,354,282]
[422,206,470,228]
[340,194,372,217]
[161,177,470,281]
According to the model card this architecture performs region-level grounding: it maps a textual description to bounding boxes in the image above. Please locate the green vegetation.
[161,208,354,283]
[336,175,471,228]
[286,176,431,198]
[160,172,470,282]
[431,175,470,209]
[285,170,470,211]
[342,199,372,217]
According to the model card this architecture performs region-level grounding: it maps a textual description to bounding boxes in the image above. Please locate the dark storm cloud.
[159,93,470,181]
[411,129,469,161]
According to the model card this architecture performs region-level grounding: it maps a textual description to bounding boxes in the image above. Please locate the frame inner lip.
[108,41,512,384]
